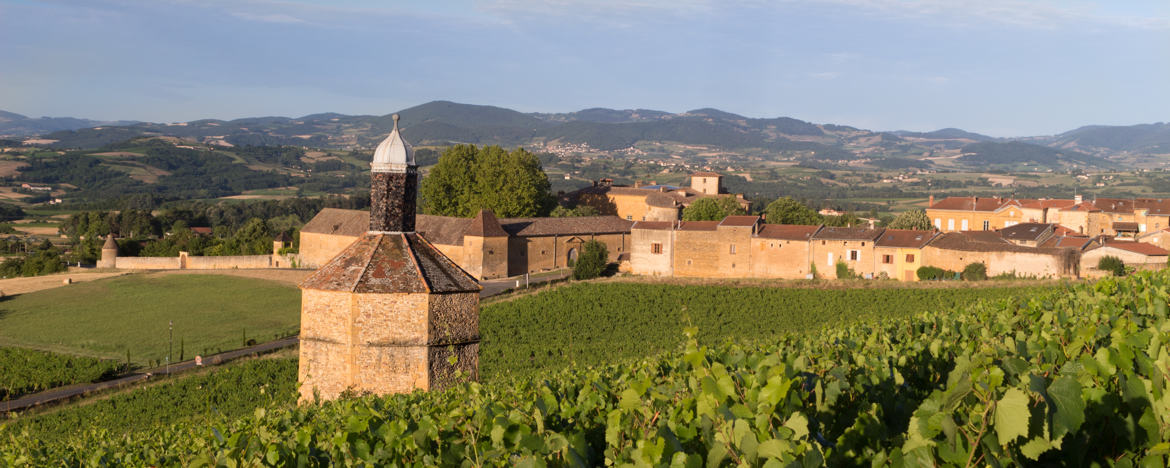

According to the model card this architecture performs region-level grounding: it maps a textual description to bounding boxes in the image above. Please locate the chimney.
[368,114,418,233]
[1075,194,1083,204]
[928,195,934,206]
[634,180,643,188]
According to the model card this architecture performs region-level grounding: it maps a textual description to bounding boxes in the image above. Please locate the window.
[861,242,865,247]
[906,254,915,263]
[849,250,859,261]
[729,244,736,254]
[826,252,834,265]
[1140,224,1147,232]
[961,219,969,231]
[983,220,990,230]
[882,254,893,264]
[686,259,692,265]
[651,243,663,254]
[626,215,633,220]
[947,219,955,230]
[934,218,941,229]
[487,249,494,255]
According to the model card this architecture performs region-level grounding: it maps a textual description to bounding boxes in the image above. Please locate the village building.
[298,115,481,402]
[810,226,884,278]
[1080,239,1169,274]
[922,232,1080,278]
[874,229,937,281]
[565,172,750,222]
[750,224,819,279]
[929,195,1170,237]
[925,196,1024,232]
[300,209,633,280]
[999,223,1057,247]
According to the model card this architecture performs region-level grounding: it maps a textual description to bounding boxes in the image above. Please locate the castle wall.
[811,239,878,278]
[749,237,811,279]
[922,246,1070,278]
[299,232,360,268]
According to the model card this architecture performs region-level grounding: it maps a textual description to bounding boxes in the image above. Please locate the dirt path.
[0,271,130,296]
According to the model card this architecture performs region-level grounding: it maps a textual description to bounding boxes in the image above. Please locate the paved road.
[479,271,570,298]
[2,336,298,414]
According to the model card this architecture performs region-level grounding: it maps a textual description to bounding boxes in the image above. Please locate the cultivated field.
[0,273,300,364]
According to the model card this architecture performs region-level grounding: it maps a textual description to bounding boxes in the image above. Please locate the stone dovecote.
[298,116,481,402]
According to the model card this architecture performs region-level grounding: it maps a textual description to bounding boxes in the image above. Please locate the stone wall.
[507,233,628,276]
[461,236,508,280]
[749,237,810,279]
[923,246,1073,278]
[113,256,181,270]
[811,239,878,278]
[1081,246,1166,272]
[716,226,754,278]
[631,228,673,276]
[672,229,723,277]
[184,255,272,269]
[300,232,360,268]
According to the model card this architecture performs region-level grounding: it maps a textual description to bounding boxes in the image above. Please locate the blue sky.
[1,0,1167,136]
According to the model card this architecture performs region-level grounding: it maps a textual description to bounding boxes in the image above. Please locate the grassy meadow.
[0,273,300,366]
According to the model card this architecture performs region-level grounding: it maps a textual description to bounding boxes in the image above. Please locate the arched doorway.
[566,247,579,266]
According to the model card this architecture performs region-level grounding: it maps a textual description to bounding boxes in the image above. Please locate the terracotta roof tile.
[875,229,936,248]
[928,196,1012,212]
[677,220,719,231]
[691,172,723,177]
[1100,241,1168,256]
[718,215,761,227]
[812,226,884,241]
[301,208,369,237]
[756,224,820,240]
[1112,222,1140,232]
[501,216,633,237]
[464,210,508,238]
[632,221,674,230]
[1040,236,1092,249]
[1000,223,1054,241]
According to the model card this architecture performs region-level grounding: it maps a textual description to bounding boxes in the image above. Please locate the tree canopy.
[572,240,609,280]
[420,145,555,218]
[888,208,933,230]
[682,196,746,221]
[764,197,821,225]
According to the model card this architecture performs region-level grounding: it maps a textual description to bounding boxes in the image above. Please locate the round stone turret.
[98,235,118,269]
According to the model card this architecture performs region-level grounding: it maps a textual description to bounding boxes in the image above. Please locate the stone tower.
[297,115,481,402]
[98,235,118,269]
[461,209,509,280]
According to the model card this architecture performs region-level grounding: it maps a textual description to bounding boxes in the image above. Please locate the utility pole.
[167,320,173,375]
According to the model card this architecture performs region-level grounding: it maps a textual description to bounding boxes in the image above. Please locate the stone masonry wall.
[300,232,361,268]
[369,170,418,232]
[184,255,272,269]
[631,228,673,276]
[113,256,181,270]
[749,237,810,279]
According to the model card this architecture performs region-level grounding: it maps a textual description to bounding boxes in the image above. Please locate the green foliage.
[5,357,295,442]
[681,196,746,221]
[834,261,856,279]
[764,197,821,225]
[888,208,933,230]
[549,205,599,217]
[0,240,66,278]
[0,202,25,222]
[1098,255,1126,276]
[917,265,958,281]
[0,347,121,401]
[420,144,555,218]
[571,240,608,280]
[821,212,863,227]
[9,273,1170,465]
[962,262,988,280]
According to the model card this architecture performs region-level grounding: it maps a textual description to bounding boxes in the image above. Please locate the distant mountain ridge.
[3,101,1166,171]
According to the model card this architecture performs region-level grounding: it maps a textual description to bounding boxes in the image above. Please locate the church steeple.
[369,114,418,233]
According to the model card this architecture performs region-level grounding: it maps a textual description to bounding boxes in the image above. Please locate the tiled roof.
[417,215,472,245]
[300,232,480,294]
[875,229,936,248]
[1018,199,1077,209]
[645,192,679,208]
[501,216,634,237]
[1040,236,1092,250]
[1000,223,1054,241]
[927,232,1048,253]
[756,224,820,240]
[928,196,1012,212]
[960,230,1011,244]
[1095,198,1135,214]
[632,221,674,230]
[718,215,761,227]
[691,172,723,177]
[301,208,369,237]
[677,220,719,231]
[1053,225,1079,236]
[1099,241,1169,256]
[464,210,508,238]
[1112,222,1140,232]
[1066,201,1100,212]
[812,226,884,241]
[102,235,117,249]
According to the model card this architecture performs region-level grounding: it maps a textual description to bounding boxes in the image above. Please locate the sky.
[1,0,1167,136]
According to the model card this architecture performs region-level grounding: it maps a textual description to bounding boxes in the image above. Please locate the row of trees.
[677,194,934,230]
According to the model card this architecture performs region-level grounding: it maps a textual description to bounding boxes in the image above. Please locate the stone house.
[750,224,819,279]
[565,172,750,222]
[629,221,675,276]
[922,232,1080,278]
[1080,239,1169,273]
[999,223,1057,247]
[926,196,1024,232]
[810,226,884,278]
[874,229,937,281]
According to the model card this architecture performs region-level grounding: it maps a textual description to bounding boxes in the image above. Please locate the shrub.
[835,261,856,279]
[961,262,988,281]
[917,265,957,281]
[1098,256,1126,277]
[571,240,608,280]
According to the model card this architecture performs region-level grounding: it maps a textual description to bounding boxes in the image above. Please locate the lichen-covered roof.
[464,210,508,238]
[756,224,820,240]
[300,232,479,294]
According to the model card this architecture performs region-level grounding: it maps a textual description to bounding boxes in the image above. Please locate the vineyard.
[480,283,1045,378]
[3,272,1167,465]
[0,348,121,401]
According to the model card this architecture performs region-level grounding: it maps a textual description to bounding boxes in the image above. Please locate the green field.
[0,347,121,401]
[0,274,300,365]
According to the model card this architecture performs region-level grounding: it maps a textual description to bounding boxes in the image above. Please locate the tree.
[682,196,746,221]
[550,205,599,217]
[962,262,987,280]
[420,145,555,218]
[764,197,821,225]
[889,208,933,230]
[572,240,609,280]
